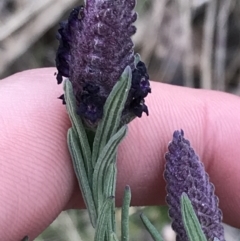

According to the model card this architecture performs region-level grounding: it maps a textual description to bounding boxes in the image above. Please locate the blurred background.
[1,0,240,240]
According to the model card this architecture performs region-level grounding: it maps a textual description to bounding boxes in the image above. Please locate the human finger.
[1,68,240,241]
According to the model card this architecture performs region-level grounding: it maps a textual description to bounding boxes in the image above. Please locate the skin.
[0,68,240,240]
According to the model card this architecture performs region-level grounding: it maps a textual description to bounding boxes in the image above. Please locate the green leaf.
[134,53,141,67]
[110,232,119,241]
[103,162,116,199]
[140,213,165,241]
[121,185,131,241]
[92,125,128,214]
[103,162,117,232]
[91,66,132,167]
[68,128,97,227]
[181,193,208,241]
[94,197,114,241]
[120,55,142,126]
[64,79,93,183]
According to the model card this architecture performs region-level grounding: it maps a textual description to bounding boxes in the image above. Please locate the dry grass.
[134,0,240,92]
[0,0,80,75]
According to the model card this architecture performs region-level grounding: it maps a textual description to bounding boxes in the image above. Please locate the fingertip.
[0,68,77,240]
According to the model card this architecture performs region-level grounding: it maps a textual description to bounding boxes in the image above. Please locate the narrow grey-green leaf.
[121,185,131,241]
[94,197,114,241]
[92,125,127,214]
[105,221,116,241]
[134,53,141,67]
[110,232,119,241]
[181,193,208,241]
[140,213,165,241]
[92,66,131,167]
[64,79,93,182]
[103,162,117,232]
[103,163,116,198]
[68,128,97,227]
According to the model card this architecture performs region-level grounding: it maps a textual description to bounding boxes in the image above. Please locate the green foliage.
[121,186,131,241]
[181,193,208,241]
[140,213,164,241]
[64,65,132,241]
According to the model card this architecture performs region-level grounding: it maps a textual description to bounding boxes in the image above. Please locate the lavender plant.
[20,1,226,241]
[141,131,226,241]
[164,130,225,241]
[54,0,151,240]
[55,0,150,128]
[54,0,227,240]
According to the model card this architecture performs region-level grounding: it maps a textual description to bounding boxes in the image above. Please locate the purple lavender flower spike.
[164,130,225,241]
[55,0,151,127]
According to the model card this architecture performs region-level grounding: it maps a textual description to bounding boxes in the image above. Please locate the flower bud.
[55,0,151,127]
[164,130,225,241]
